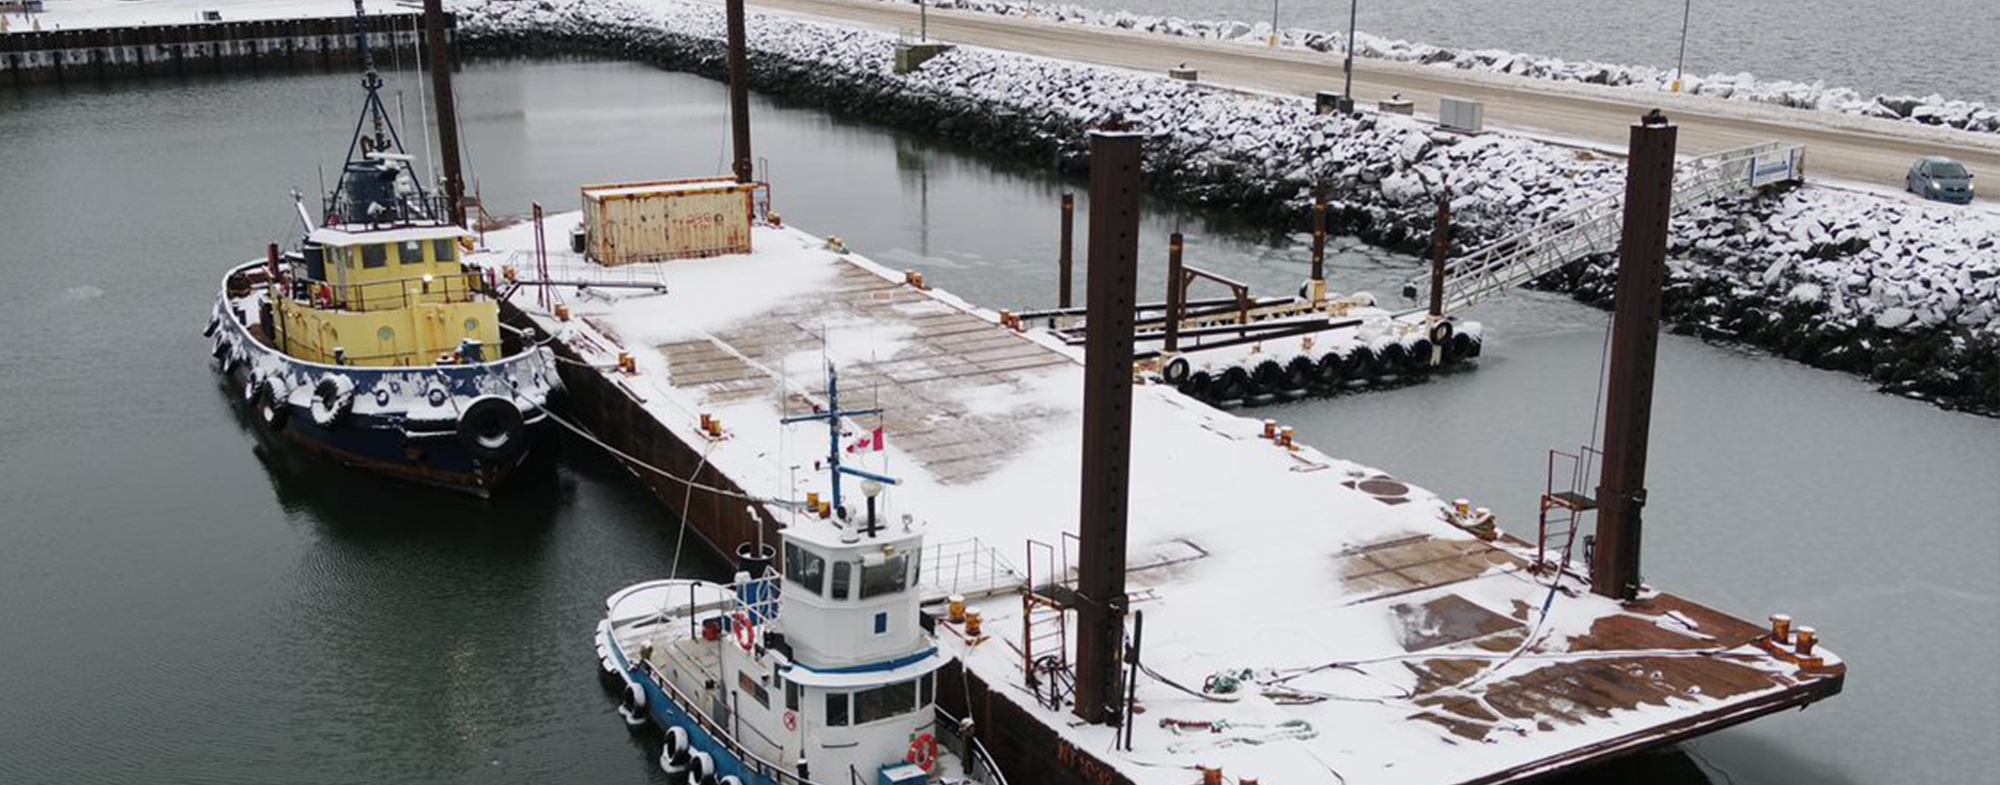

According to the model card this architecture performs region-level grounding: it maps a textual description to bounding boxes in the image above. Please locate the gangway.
[1401,141,1806,315]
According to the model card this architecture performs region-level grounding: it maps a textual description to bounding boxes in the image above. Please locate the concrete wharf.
[485,212,1844,785]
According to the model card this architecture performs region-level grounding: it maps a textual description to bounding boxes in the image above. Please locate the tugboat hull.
[209,267,562,497]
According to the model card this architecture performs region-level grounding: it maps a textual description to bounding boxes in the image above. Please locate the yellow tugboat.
[205,11,558,496]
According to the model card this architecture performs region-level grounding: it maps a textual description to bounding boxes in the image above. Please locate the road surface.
[750,0,1997,204]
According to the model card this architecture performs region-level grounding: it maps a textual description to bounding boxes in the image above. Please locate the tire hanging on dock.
[1314,353,1345,387]
[1162,357,1191,385]
[1251,359,1287,397]
[1406,338,1434,375]
[1285,356,1316,391]
[1344,346,1377,381]
[457,395,526,460]
[1446,332,1473,362]
[1214,367,1251,402]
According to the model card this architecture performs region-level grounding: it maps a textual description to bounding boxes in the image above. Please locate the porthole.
[377,326,395,343]
[463,318,480,334]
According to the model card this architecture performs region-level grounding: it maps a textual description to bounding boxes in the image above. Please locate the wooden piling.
[1430,198,1450,318]
[1163,232,1185,353]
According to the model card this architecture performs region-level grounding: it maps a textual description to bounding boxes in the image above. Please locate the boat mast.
[780,366,899,528]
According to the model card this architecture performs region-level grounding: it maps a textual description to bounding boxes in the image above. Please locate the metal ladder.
[1021,534,1078,711]
[1536,446,1601,574]
[1402,141,1807,317]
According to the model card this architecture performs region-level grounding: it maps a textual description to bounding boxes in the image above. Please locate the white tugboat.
[595,369,1006,785]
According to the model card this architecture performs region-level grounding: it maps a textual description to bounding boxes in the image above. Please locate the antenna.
[779,365,899,527]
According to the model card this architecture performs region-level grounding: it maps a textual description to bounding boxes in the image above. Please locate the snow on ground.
[878,0,2000,137]
[455,0,2000,354]
[479,218,1834,785]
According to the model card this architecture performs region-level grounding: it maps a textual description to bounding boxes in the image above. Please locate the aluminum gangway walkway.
[1401,141,1806,316]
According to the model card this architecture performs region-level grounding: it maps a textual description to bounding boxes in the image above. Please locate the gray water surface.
[1,59,1995,785]
[1055,0,2000,104]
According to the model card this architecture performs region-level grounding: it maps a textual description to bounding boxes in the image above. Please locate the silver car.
[1907,156,1975,204]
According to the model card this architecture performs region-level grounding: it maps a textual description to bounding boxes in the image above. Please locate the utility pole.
[1342,0,1359,102]
[726,0,754,184]
[1592,110,1678,601]
[421,0,464,227]
[1072,128,1144,726]
[1673,0,1692,93]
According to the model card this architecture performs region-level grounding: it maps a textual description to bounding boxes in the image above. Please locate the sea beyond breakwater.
[453,0,1999,415]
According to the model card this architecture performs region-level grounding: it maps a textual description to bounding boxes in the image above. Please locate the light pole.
[920,0,928,42]
[1269,0,1279,47]
[1342,0,1359,102]
[1672,0,1691,93]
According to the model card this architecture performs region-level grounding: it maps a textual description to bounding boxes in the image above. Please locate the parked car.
[1907,156,1975,204]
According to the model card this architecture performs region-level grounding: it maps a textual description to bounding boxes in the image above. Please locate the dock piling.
[423,0,465,227]
[1592,110,1678,601]
[1163,232,1185,352]
[1059,193,1075,309]
[725,0,754,184]
[1430,197,1450,318]
[1073,129,1144,726]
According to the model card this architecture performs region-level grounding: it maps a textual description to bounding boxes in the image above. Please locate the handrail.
[1401,141,1806,316]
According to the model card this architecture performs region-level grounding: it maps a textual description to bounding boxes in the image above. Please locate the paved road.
[751,0,1997,204]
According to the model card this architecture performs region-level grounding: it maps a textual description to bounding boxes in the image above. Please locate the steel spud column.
[1072,130,1144,725]
[1592,111,1677,601]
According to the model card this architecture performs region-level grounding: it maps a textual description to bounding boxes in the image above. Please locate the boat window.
[825,691,849,727]
[872,612,888,635]
[859,554,909,599]
[361,244,387,269]
[738,671,770,709]
[784,543,824,596]
[784,676,799,711]
[853,680,917,725]
[831,561,852,600]
[920,672,934,707]
[432,238,457,264]
[399,239,425,265]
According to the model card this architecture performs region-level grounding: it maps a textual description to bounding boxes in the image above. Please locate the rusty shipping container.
[580,178,758,266]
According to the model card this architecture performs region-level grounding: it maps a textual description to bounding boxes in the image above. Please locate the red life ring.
[907,733,939,772]
[782,710,798,733]
[733,611,755,653]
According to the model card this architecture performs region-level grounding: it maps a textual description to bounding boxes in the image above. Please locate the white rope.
[669,438,717,579]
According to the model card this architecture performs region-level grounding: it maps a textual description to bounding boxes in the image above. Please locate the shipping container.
[580,178,759,266]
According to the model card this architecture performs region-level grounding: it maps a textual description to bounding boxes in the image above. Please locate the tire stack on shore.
[451,0,1999,415]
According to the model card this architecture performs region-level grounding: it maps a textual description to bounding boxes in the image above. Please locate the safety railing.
[918,537,1025,602]
[327,270,484,312]
[1402,141,1806,316]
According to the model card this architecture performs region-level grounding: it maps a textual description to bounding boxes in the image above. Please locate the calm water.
[2,59,1995,784]
[1061,0,2000,104]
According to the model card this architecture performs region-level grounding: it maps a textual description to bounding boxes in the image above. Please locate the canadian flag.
[846,427,885,453]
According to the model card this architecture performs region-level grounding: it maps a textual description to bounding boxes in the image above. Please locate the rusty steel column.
[1072,130,1144,726]
[1059,193,1076,309]
[726,0,754,184]
[1310,198,1328,283]
[1429,198,1450,317]
[1592,111,1678,601]
[1163,232,1185,353]
[422,0,464,227]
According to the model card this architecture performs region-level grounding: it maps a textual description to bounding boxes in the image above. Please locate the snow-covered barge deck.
[484,210,1842,785]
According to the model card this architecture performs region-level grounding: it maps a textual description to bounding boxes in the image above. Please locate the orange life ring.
[733,611,755,653]
[907,733,939,772]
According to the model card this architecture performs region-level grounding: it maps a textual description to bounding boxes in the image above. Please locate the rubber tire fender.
[1447,332,1474,362]
[1250,359,1287,395]
[1344,346,1377,381]
[1314,353,1345,387]
[257,379,291,432]
[1376,342,1408,376]
[458,395,526,461]
[1214,366,1251,402]
[312,377,354,429]
[1285,356,1316,391]
[1161,357,1191,385]
[1406,338,1434,375]
[1183,370,1214,401]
